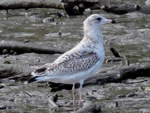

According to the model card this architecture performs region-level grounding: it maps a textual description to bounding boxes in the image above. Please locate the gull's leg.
[72,83,76,106]
[79,80,84,105]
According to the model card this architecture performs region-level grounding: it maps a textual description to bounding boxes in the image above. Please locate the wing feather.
[33,51,99,76]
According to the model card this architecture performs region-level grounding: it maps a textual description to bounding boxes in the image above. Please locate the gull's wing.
[32,51,100,77]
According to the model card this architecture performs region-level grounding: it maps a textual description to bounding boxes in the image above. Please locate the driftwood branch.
[101,4,150,14]
[47,64,150,91]
[0,41,64,55]
[1,63,150,90]
[0,0,64,10]
[85,64,150,86]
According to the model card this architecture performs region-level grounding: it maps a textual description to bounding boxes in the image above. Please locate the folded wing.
[29,51,99,82]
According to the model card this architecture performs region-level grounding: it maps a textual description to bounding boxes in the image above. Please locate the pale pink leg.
[79,87,82,105]
[79,80,84,105]
[72,83,76,106]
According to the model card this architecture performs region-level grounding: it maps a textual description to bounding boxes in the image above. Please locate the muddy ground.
[0,0,150,113]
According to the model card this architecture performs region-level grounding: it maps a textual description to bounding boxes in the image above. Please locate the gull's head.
[84,14,112,30]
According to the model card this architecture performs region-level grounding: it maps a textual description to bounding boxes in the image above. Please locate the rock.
[43,17,55,23]
[0,84,5,89]
[22,39,30,43]
[101,3,137,14]
[2,49,8,54]
[127,93,138,97]
[103,102,118,108]
[3,60,11,64]
[10,50,14,54]
[73,101,102,113]
[117,94,126,98]
[58,31,62,36]
[56,12,64,18]
[0,105,7,110]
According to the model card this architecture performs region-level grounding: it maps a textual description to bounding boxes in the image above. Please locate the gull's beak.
[105,19,112,24]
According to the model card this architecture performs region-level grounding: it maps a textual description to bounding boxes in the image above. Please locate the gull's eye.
[96,17,101,21]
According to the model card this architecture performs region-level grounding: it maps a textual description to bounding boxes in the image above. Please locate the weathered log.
[101,3,150,14]
[49,64,150,91]
[85,64,150,86]
[0,0,64,10]
[1,63,150,91]
[0,41,64,55]
[101,4,138,14]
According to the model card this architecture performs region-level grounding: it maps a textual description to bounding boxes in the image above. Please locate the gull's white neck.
[84,25,103,44]
[79,23,104,50]
[72,22,105,56]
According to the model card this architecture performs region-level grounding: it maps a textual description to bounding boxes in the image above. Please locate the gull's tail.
[28,76,38,83]
[28,72,39,83]
[28,72,50,83]
[28,65,49,83]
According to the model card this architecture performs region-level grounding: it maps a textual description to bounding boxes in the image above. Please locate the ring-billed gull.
[28,14,112,106]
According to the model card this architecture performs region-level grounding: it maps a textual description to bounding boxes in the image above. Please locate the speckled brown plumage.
[34,51,99,75]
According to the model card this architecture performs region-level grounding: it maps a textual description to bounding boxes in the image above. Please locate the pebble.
[3,60,11,64]
[10,50,14,54]
[8,98,15,102]
[0,85,5,89]
[104,102,118,108]
[58,31,62,36]
[2,54,9,58]
[2,49,8,54]
[0,105,7,110]
[117,94,126,98]
[56,12,64,18]
[22,39,30,43]
[13,52,17,55]
[127,93,138,97]
[53,94,58,102]
[43,17,55,23]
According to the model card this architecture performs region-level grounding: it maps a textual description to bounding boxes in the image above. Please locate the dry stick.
[110,47,121,58]
[48,94,58,108]
[110,47,129,65]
